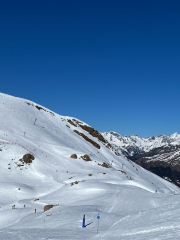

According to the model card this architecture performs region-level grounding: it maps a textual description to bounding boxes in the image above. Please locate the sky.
[0,0,180,137]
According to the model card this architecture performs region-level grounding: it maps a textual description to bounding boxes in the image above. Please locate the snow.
[0,92,180,239]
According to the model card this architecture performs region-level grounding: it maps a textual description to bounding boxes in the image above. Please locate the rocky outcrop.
[130,145,180,187]
[44,205,55,212]
[20,154,35,164]
[70,154,77,159]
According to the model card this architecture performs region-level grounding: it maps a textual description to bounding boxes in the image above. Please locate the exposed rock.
[78,124,106,143]
[25,102,54,116]
[44,205,55,212]
[73,120,119,152]
[70,154,77,159]
[81,154,92,162]
[74,130,100,149]
[118,170,127,174]
[98,162,111,168]
[67,119,77,127]
[71,181,79,186]
[20,154,35,164]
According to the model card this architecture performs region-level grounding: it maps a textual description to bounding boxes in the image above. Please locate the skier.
[35,209,36,213]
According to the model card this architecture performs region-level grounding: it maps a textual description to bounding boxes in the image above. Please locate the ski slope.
[0,92,180,239]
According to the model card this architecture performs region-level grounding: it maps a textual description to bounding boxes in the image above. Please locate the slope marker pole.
[97,213,100,234]
[82,215,85,228]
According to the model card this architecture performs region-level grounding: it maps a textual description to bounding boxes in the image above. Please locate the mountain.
[102,131,180,187]
[130,145,180,187]
[0,92,180,239]
[102,131,180,157]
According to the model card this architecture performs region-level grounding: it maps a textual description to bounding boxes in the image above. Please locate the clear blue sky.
[0,0,180,137]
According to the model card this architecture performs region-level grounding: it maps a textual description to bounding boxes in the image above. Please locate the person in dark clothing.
[35,209,36,213]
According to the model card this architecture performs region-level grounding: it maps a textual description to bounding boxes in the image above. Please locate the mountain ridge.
[102,131,180,157]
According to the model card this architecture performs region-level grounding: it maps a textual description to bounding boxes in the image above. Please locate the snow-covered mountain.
[130,145,180,187]
[0,93,180,239]
[102,131,180,157]
[102,131,180,187]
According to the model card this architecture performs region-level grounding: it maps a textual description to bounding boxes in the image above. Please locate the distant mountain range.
[102,132,180,186]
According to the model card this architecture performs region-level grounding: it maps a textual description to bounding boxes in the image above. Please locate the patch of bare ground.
[67,119,77,127]
[88,174,92,176]
[70,154,77,159]
[34,199,39,202]
[118,170,127,174]
[98,162,111,168]
[81,154,92,161]
[74,130,100,149]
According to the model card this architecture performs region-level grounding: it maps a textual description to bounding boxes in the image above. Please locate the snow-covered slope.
[102,131,180,156]
[0,93,180,239]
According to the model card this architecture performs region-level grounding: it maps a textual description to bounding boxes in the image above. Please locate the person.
[35,209,36,213]
[24,204,25,208]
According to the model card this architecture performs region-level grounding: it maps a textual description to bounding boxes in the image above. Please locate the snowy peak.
[102,131,180,157]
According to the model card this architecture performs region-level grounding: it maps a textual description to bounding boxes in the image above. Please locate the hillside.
[0,93,180,239]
